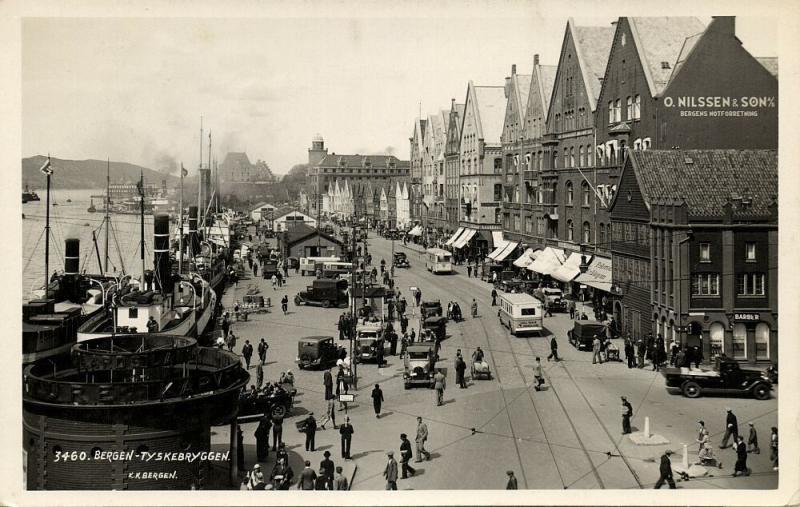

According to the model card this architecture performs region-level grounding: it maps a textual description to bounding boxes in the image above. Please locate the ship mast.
[139,170,145,284]
[105,158,110,273]
[198,116,203,236]
[178,163,184,274]
[42,155,52,292]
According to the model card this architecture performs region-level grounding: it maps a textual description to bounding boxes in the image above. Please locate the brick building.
[444,99,466,237]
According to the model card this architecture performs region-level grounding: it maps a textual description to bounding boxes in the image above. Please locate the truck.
[661,357,772,400]
[294,279,349,308]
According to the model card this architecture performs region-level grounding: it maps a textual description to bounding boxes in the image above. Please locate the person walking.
[384,451,399,490]
[254,415,272,461]
[271,412,283,450]
[221,313,230,340]
[258,338,268,363]
[568,299,576,320]
[226,331,237,354]
[415,417,431,462]
[336,367,350,411]
[547,335,560,362]
[320,450,335,489]
[339,417,354,459]
[401,333,409,358]
[533,357,545,391]
[242,340,253,369]
[654,451,676,489]
[255,360,264,389]
[467,264,472,278]
[319,396,336,430]
[376,339,385,368]
[400,314,408,335]
[388,329,398,356]
[732,435,751,476]
[747,422,760,454]
[415,288,422,307]
[720,408,739,449]
[400,433,416,478]
[471,298,478,318]
[456,355,467,389]
[303,413,317,452]
[324,368,334,400]
[624,337,635,368]
[433,369,446,406]
[297,461,317,490]
[338,313,346,341]
[372,384,384,418]
[491,288,498,306]
[281,295,289,315]
[506,470,518,489]
[696,420,708,453]
[592,335,603,365]
[770,426,778,471]
[653,334,665,371]
[271,274,278,290]
[333,466,348,490]
[621,396,633,434]
[636,337,646,368]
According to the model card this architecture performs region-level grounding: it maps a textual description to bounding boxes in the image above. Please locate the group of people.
[382,417,433,489]
[621,332,672,370]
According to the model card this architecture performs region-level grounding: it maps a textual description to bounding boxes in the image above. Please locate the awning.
[453,228,476,249]
[487,241,509,260]
[493,241,519,262]
[551,252,586,283]
[527,247,566,275]
[544,212,559,221]
[512,248,539,268]
[491,231,504,248]
[575,255,613,292]
[445,227,465,246]
[407,225,423,236]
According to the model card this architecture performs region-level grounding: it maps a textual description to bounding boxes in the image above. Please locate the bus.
[299,256,341,275]
[497,292,544,336]
[425,248,453,274]
[322,261,353,278]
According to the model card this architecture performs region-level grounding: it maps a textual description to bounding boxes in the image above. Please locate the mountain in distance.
[22,155,181,190]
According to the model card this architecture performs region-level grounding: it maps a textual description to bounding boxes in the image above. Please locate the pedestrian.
[281,295,288,315]
[506,470,518,489]
[624,337,635,368]
[621,396,633,434]
[388,299,395,321]
[592,335,603,364]
[297,461,317,490]
[271,412,283,450]
[376,338,385,368]
[533,357,544,391]
[338,313,346,340]
[456,355,467,388]
[320,450,335,489]
[747,422,760,454]
[544,300,552,317]
[256,360,264,389]
[568,299,576,320]
[303,413,317,452]
[333,466,348,490]
[732,435,751,476]
[339,416,354,459]
[653,451,676,489]
[221,313,230,340]
[491,288,498,306]
[409,328,416,344]
[415,416,431,462]
[248,463,266,490]
[399,433,416,478]
[415,288,422,307]
[696,420,707,453]
[547,335,560,362]
[770,426,778,470]
[670,339,680,366]
[258,338,268,363]
[384,451,399,490]
[336,367,349,411]
[276,271,283,287]
[471,298,478,318]
[271,454,293,490]
[253,263,258,277]
[254,415,272,461]
[283,263,289,278]
[433,369,446,406]
[319,396,336,430]
[271,274,278,290]
[400,314,408,334]
[227,330,237,353]
[653,334,665,371]
[146,316,159,333]
[720,408,738,449]
[237,426,244,472]
[323,368,334,400]
[636,337,645,368]
[388,329,398,356]
[372,384,384,418]
[467,264,472,278]
[242,340,253,369]
[692,345,703,368]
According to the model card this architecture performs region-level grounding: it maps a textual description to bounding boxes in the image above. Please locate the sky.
[22,14,777,175]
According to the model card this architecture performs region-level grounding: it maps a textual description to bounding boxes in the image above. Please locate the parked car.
[567,320,607,351]
[393,252,410,268]
[420,300,443,319]
[662,357,773,400]
[541,287,567,312]
[296,335,346,370]
[294,279,349,308]
[403,344,436,389]
[421,316,447,342]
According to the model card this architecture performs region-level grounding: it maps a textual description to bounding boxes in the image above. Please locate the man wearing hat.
[339,416,354,459]
[720,408,738,449]
[654,450,676,489]
[320,450,335,489]
[621,396,633,434]
[303,413,317,452]
[297,460,317,490]
[248,463,265,490]
[399,433,415,479]
[383,450,398,490]
[506,470,518,489]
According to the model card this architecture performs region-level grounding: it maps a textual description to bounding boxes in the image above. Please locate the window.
[709,322,725,359]
[569,147,575,168]
[537,188,543,204]
[493,184,502,202]
[615,99,621,122]
[633,138,642,150]
[642,137,651,150]
[586,144,593,166]
[692,273,720,296]
[599,223,606,248]
[732,323,747,360]
[699,243,711,262]
[567,220,574,241]
[633,95,641,119]
[494,158,503,171]
[737,273,766,296]
[626,96,633,120]
[608,101,613,124]
[129,308,138,319]
[755,323,770,360]
[745,242,756,262]
[566,181,573,205]
[582,182,591,206]
[583,221,591,243]
[563,150,568,169]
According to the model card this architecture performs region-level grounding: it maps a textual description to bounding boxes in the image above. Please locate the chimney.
[451,98,455,109]
[64,238,79,275]
[711,16,735,35]
[533,53,539,66]
[153,214,173,294]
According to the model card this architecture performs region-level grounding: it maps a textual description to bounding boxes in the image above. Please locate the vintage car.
[294,279,349,308]
[296,335,346,370]
[261,259,280,279]
[421,316,447,342]
[354,322,386,362]
[567,320,608,351]
[420,300,443,319]
[662,357,772,400]
[393,252,410,268]
[238,383,295,419]
[403,344,436,389]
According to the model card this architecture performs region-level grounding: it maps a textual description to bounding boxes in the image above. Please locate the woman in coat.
[372,384,384,418]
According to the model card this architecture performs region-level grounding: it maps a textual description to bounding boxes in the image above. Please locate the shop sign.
[663,95,776,118]
[733,313,760,322]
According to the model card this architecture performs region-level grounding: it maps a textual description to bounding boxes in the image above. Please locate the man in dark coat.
[320,450,335,489]
[621,396,633,434]
[303,413,317,452]
[400,314,408,334]
[732,435,751,476]
[297,461,317,490]
[653,451,676,489]
[323,368,334,400]
[455,355,467,389]
[254,416,272,461]
[720,408,739,449]
[338,314,346,340]
[506,470,518,489]
[384,451,399,490]
[376,339,385,368]
[258,338,268,363]
[339,417,354,459]
[272,412,283,450]
[372,384,384,418]
[547,335,560,362]
[399,433,415,478]
[491,288,498,306]
[624,337,635,368]
[242,340,253,369]
[388,329,398,356]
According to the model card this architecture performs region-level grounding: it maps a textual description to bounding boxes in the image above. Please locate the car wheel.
[682,381,702,398]
[322,300,330,308]
[752,383,770,400]
[271,405,286,419]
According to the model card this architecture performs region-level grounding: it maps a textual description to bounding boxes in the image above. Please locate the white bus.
[497,292,544,336]
[322,261,353,278]
[425,248,453,274]
[299,256,341,275]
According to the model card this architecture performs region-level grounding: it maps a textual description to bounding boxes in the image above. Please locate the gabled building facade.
[421,111,449,243]
[409,119,427,223]
[445,99,466,236]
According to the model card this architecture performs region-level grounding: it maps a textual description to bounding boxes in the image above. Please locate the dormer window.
[661,61,671,69]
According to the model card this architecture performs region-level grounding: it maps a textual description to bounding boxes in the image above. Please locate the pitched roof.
[515,74,532,120]
[538,65,558,117]
[756,57,779,78]
[627,149,777,217]
[221,152,251,167]
[572,23,615,108]
[473,85,507,144]
[627,17,706,96]
[315,154,410,169]
[283,223,343,247]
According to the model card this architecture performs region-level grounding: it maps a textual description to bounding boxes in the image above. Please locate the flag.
[136,177,144,196]
[39,157,52,175]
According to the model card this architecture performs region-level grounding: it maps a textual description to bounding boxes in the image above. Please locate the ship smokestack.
[153,214,172,294]
[64,238,80,275]
[188,205,199,255]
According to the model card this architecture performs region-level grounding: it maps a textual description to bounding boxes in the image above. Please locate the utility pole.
[42,155,52,291]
